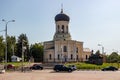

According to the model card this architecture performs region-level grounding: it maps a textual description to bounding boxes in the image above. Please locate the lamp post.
[21,39,26,72]
[2,19,15,70]
[98,44,104,55]
[98,44,106,62]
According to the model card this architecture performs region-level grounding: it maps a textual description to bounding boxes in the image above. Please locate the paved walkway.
[0,70,120,80]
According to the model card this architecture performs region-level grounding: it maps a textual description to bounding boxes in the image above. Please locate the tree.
[16,34,29,61]
[7,36,16,62]
[95,50,100,55]
[88,50,103,65]
[30,43,43,62]
[0,36,5,62]
[107,52,119,63]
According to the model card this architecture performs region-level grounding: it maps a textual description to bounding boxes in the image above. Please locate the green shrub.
[65,62,120,70]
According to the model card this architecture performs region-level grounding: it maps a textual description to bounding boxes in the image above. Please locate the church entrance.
[64,55,67,62]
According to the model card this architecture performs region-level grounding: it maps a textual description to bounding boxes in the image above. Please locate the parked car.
[0,64,5,73]
[30,64,43,70]
[53,64,73,72]
[0,69,5,73]
[68,65,77,70]
[101,66,118,71]
[6,64,15,70]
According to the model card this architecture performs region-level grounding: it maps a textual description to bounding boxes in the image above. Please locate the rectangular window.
[58,54,60,60]
[49,54,52,60]
[71,54,73,60]
[76,55,78,60]
[63,46,67,52]
[76,47,78,53]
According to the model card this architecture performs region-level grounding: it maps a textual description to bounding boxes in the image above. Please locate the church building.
[44,9,91,63]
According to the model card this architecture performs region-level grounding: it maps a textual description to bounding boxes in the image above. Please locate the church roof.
[55,9,70,22]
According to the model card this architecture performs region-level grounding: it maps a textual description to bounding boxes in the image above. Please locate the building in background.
[44,9,91,63]
[11,55,22,62]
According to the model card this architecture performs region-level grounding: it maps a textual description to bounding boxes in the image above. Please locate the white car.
[0,69,5,73]
[68,65,77,70]
[0,65,5,74]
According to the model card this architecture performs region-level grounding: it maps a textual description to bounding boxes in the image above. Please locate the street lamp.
[98,44,106,62]
[98,44,104,55]
[2,19,15,70]
[21,39,26,72]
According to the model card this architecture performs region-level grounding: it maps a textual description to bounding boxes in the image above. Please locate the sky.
[0,0,120,54]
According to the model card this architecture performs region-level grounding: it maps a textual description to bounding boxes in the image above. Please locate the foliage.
[7,36,16,62]
[0,35,17,62]
[0,36,5,62]
[16,34,29,61]
[95,50,100,55]
[30,43,43,62]
[65,62,120,70]
[107,52,119,63]
[0,62,30,67]
[0,34,44,63]
[88,50,103,65]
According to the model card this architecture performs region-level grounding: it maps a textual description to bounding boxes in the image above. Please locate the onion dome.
[55,9,70,22]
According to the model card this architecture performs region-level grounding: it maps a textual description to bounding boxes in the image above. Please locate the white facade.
[44,9,91,63]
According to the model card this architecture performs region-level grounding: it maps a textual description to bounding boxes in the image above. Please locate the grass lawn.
[0,62,32,72]
[65,62,120,70]
[0,62,31,67]
[1,62,120,70]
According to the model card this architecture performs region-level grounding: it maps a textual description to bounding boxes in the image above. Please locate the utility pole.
[2,19,15,70]
[21,39,27,72]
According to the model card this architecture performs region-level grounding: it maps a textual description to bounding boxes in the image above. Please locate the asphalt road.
[0,70,120,80]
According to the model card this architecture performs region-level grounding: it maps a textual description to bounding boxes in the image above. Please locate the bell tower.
[53,9,71,41]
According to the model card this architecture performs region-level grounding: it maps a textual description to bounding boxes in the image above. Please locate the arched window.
[58,25,60,32]
[58,54,60,60]
[86,55,88,60]
[62,25,64,33]
[66,26,68,33]
[58,25,60,29]
[71,54,73,60]
[49,54,52,60]
[76,55,78,60]
[76,47,78,53]
[63,46,67,52]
